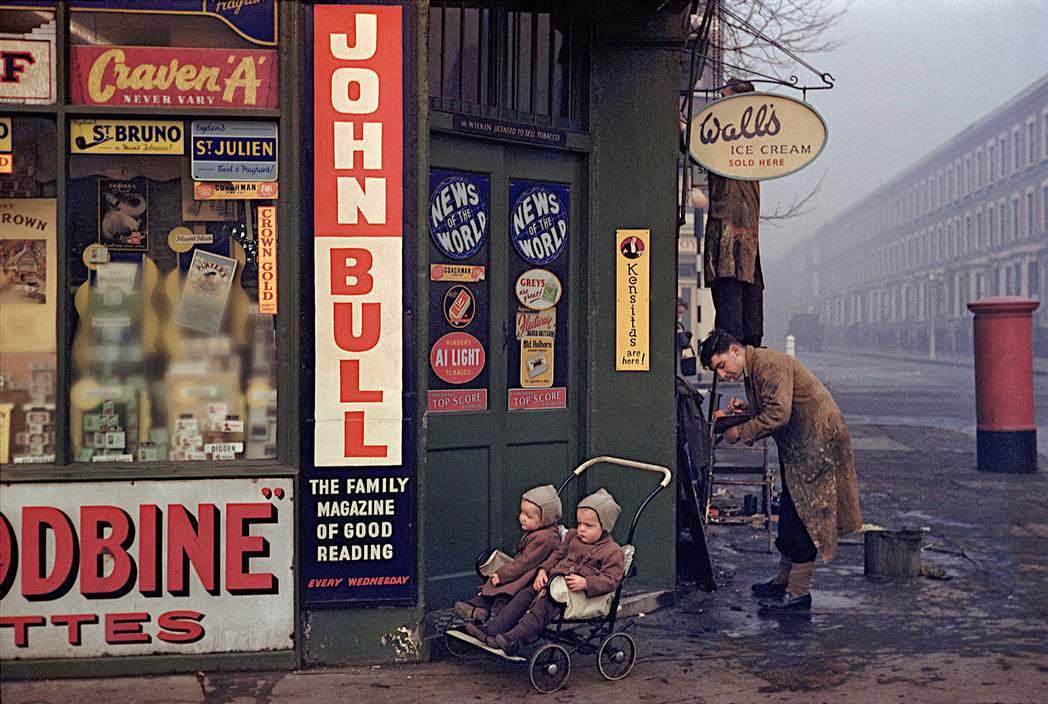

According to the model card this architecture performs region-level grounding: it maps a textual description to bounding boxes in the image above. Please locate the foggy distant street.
[800,351,1048,460]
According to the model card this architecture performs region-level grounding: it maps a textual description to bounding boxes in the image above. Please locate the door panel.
[425,133,584,609]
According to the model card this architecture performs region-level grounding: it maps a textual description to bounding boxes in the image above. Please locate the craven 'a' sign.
[688,92,827,181]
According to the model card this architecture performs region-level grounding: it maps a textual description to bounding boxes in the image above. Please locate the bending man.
[699,329,862,611]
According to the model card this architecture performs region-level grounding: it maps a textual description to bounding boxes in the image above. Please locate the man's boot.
[759,560,813,611]
[751,556,791,599]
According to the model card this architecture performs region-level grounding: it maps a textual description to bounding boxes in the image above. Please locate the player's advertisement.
[0,478,294,660]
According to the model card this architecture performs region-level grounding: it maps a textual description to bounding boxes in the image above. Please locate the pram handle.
[570,455,672,488]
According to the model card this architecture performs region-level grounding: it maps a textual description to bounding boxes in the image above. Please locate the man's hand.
[713,409,727,420]
[724,425,741,444]
[533,569,548,591]
[564,574,588,592]
[728,396,748,414]
[489,573,501,586]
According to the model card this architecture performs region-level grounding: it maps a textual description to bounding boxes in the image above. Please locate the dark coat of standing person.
[700,329,861,611]
[702,78,764,347]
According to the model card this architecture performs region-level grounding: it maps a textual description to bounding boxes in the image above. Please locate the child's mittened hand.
[533,569,548,591]
[490,573,501,586]
[565,574,587,592]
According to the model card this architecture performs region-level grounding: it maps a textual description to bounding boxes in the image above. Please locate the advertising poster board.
[506,180,569,410]
[306,4,413,605]
[615,229,650,370]
[427,169,490,413]
[191,121,278,182]
[0,478,294,660]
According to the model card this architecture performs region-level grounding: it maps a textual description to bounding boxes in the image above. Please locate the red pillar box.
[967,296,1040,473]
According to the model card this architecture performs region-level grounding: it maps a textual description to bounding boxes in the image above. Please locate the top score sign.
[688,92,827,181]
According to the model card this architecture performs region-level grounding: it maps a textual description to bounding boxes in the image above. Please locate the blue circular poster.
[510,182,569,265]
[428,171,489,260]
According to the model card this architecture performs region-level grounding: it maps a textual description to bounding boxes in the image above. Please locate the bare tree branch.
[761,172,827,225]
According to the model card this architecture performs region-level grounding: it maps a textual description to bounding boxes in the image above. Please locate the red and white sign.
[0,478,293,660]
[427,389,487,413]
[508,388,567,411]
[70,46,278,109]
[429,332,485,385]
[313,5,403,466]
[0,39,55,103]
[257,205,277,315]
[515,268,562,311]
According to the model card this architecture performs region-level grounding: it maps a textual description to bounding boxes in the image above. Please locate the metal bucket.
[864,529,923,580]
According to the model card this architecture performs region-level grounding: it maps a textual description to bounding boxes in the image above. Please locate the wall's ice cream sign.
[70,46,278,109]
[688,92,827,180]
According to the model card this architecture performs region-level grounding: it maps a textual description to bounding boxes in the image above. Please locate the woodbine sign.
[688,92,827,181]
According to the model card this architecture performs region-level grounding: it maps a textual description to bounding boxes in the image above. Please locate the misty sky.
[757,0,1048,261]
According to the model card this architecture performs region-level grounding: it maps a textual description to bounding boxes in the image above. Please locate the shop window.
[66,122,279,463]
[0,116,57,464]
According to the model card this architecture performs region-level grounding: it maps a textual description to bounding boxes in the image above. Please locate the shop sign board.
[519,336,553,387]
[615,229,650,371]
[429,332,485,385]
[515,309,556,339]
[442,285,475,328]
[508,388,566,411]
[0,38,55,103]
[509,181,569,265]
[0,117,12,152]
[194,181,278,200]
[515,268,561,311]
[257,205,277,315]
[69,1,279,46]
[71,119,184,155]
[688,92,828,181]
[428,170,489,260]
[430,263,485,282]
[0,478,294,659]
[427,389,487,413]
[191,121,278,182]
[307,4,413,606]
[70,45,279,109]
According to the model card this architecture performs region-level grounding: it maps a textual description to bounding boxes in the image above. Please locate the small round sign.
[515,268,562,311]
[429,174,488,260]
[619,235,645,259]
[442,285,476,328]
[510,185,568,265]
[430,332,486,385]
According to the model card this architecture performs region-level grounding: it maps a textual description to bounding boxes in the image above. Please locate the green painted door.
[425,133,585,609]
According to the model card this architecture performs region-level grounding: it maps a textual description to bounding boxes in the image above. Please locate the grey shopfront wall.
[0,0,685,675]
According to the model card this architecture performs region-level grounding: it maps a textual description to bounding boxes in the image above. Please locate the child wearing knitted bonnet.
[454,484,563,625]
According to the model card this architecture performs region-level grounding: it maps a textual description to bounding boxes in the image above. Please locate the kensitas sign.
[688,92,827,180]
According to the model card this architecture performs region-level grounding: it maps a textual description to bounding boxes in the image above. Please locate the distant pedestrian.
[699,329,862,611]
[703,78,763,346]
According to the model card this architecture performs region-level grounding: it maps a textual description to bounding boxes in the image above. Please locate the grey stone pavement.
[3,352,1048,703]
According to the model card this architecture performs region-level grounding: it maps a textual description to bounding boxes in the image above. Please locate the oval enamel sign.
[515,268,562,311]
[429,332,486,384]
[687,92,827,181]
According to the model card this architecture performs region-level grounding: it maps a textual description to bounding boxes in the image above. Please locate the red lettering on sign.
[51,613,99,645]
[21,507,76,600]
[138,504,162,596]
[157,610,205,644]
[104,612,150,645]
[333,302,381,352]
[0,615,45,647]
[80,506,135,597]
[344,411,387,458]
[225,503,278,594]
[340,359,383,403]
[166,504,219,596]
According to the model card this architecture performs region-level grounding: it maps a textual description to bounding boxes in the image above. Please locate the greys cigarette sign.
[688,92,827,181]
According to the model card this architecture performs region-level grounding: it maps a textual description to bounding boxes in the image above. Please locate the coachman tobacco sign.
[688,92,827,181]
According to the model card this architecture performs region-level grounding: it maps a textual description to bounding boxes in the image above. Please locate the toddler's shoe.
[454,601,489,623]
[493,633,522,656]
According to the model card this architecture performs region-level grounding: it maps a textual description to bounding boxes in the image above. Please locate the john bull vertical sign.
[309,4,412,604]
[616,229,650,370]
[0,478,293,660]
[688,92,827,180]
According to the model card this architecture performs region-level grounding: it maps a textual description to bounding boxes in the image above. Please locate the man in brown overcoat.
[700,329,862,611]
[703,79,764,347]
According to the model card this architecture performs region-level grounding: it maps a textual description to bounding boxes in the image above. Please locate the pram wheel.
[443,630,474,659]
[597,632,636,680]
[529,643,571,693]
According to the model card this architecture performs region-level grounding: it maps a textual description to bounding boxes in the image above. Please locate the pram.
[444,455,671,694]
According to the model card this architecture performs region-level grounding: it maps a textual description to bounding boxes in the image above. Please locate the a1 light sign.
[688,92,827,180]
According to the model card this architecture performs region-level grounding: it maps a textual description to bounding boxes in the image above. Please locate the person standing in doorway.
[699,329,862,611]
[703,78,764,347]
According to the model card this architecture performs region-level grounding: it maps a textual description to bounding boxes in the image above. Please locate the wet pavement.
[4,352,1048,702]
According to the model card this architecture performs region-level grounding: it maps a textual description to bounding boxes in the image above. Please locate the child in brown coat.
[466,488,626,656]
[454,484,562,624]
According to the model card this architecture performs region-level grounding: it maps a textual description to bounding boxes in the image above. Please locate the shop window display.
[67,137,278,464]
[0,117,57,464]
